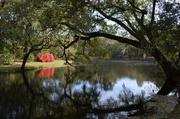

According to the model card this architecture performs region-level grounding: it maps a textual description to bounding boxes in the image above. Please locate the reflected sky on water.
[68,77,159,103]
[0,59,165,119]
[100,78,159,101]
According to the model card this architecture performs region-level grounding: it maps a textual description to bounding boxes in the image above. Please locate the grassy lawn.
[0,60,67,72]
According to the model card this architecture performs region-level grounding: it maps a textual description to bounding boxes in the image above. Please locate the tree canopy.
[54,0,180,78]
[0,0,180,82]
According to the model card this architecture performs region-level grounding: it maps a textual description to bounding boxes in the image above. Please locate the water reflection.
[0,60,165,119]
[100,78,158,102]
[37,68,55,78]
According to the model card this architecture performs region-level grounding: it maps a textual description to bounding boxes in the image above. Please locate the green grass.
[0,60,68,72]
[25,60,67,68]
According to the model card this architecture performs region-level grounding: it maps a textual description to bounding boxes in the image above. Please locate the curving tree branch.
[80,32,140,48]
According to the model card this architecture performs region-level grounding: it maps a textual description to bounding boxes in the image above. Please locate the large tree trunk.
[149,47,180,95]
[150,47,179,77]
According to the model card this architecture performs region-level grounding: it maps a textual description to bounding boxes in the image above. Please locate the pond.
[0,59,166,119]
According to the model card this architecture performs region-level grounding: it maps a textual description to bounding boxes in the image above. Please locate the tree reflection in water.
[1,60,180,118]
[14,67,144,119]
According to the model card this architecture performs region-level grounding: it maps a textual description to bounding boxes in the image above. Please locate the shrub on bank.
[36,53,54,62]
[28,53,35,61]
[0,53,15,65]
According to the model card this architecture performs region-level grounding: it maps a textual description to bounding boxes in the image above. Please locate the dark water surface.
[0,60,165,119]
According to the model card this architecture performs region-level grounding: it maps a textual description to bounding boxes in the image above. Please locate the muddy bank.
[123,95,179,119]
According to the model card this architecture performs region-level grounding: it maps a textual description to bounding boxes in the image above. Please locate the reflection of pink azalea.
[37,68,55,78]
[36,53,54,62]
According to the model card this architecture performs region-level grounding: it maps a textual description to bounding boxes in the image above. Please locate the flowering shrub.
[37,68,55,78]
[36,53,54,62]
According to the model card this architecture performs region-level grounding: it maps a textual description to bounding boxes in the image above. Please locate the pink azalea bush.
[36,53,54,62]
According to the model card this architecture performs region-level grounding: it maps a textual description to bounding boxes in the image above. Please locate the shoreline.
[0,60,68,73]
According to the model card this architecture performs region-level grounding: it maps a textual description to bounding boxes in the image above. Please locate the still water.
[0,60,165,119]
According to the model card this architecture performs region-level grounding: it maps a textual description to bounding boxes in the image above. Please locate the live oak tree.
[54,0,180,95]
[1,0,180,94]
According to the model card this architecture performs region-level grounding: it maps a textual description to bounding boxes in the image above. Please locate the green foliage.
[28,53,35,61]
[73,38,111,63]
[0,0,62,68]
[15,50,24,59]
[0,49,15,65]
[49,46,63,59]
[154,1,180,69]
[1,0,180,72]
[41,49,50,54]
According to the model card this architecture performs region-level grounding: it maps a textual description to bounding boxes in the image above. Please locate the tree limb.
[89,103,141,114]
[80,32,140,48]
[127,0,147,14]
[150,0,156,29]
[93,5,141,40]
